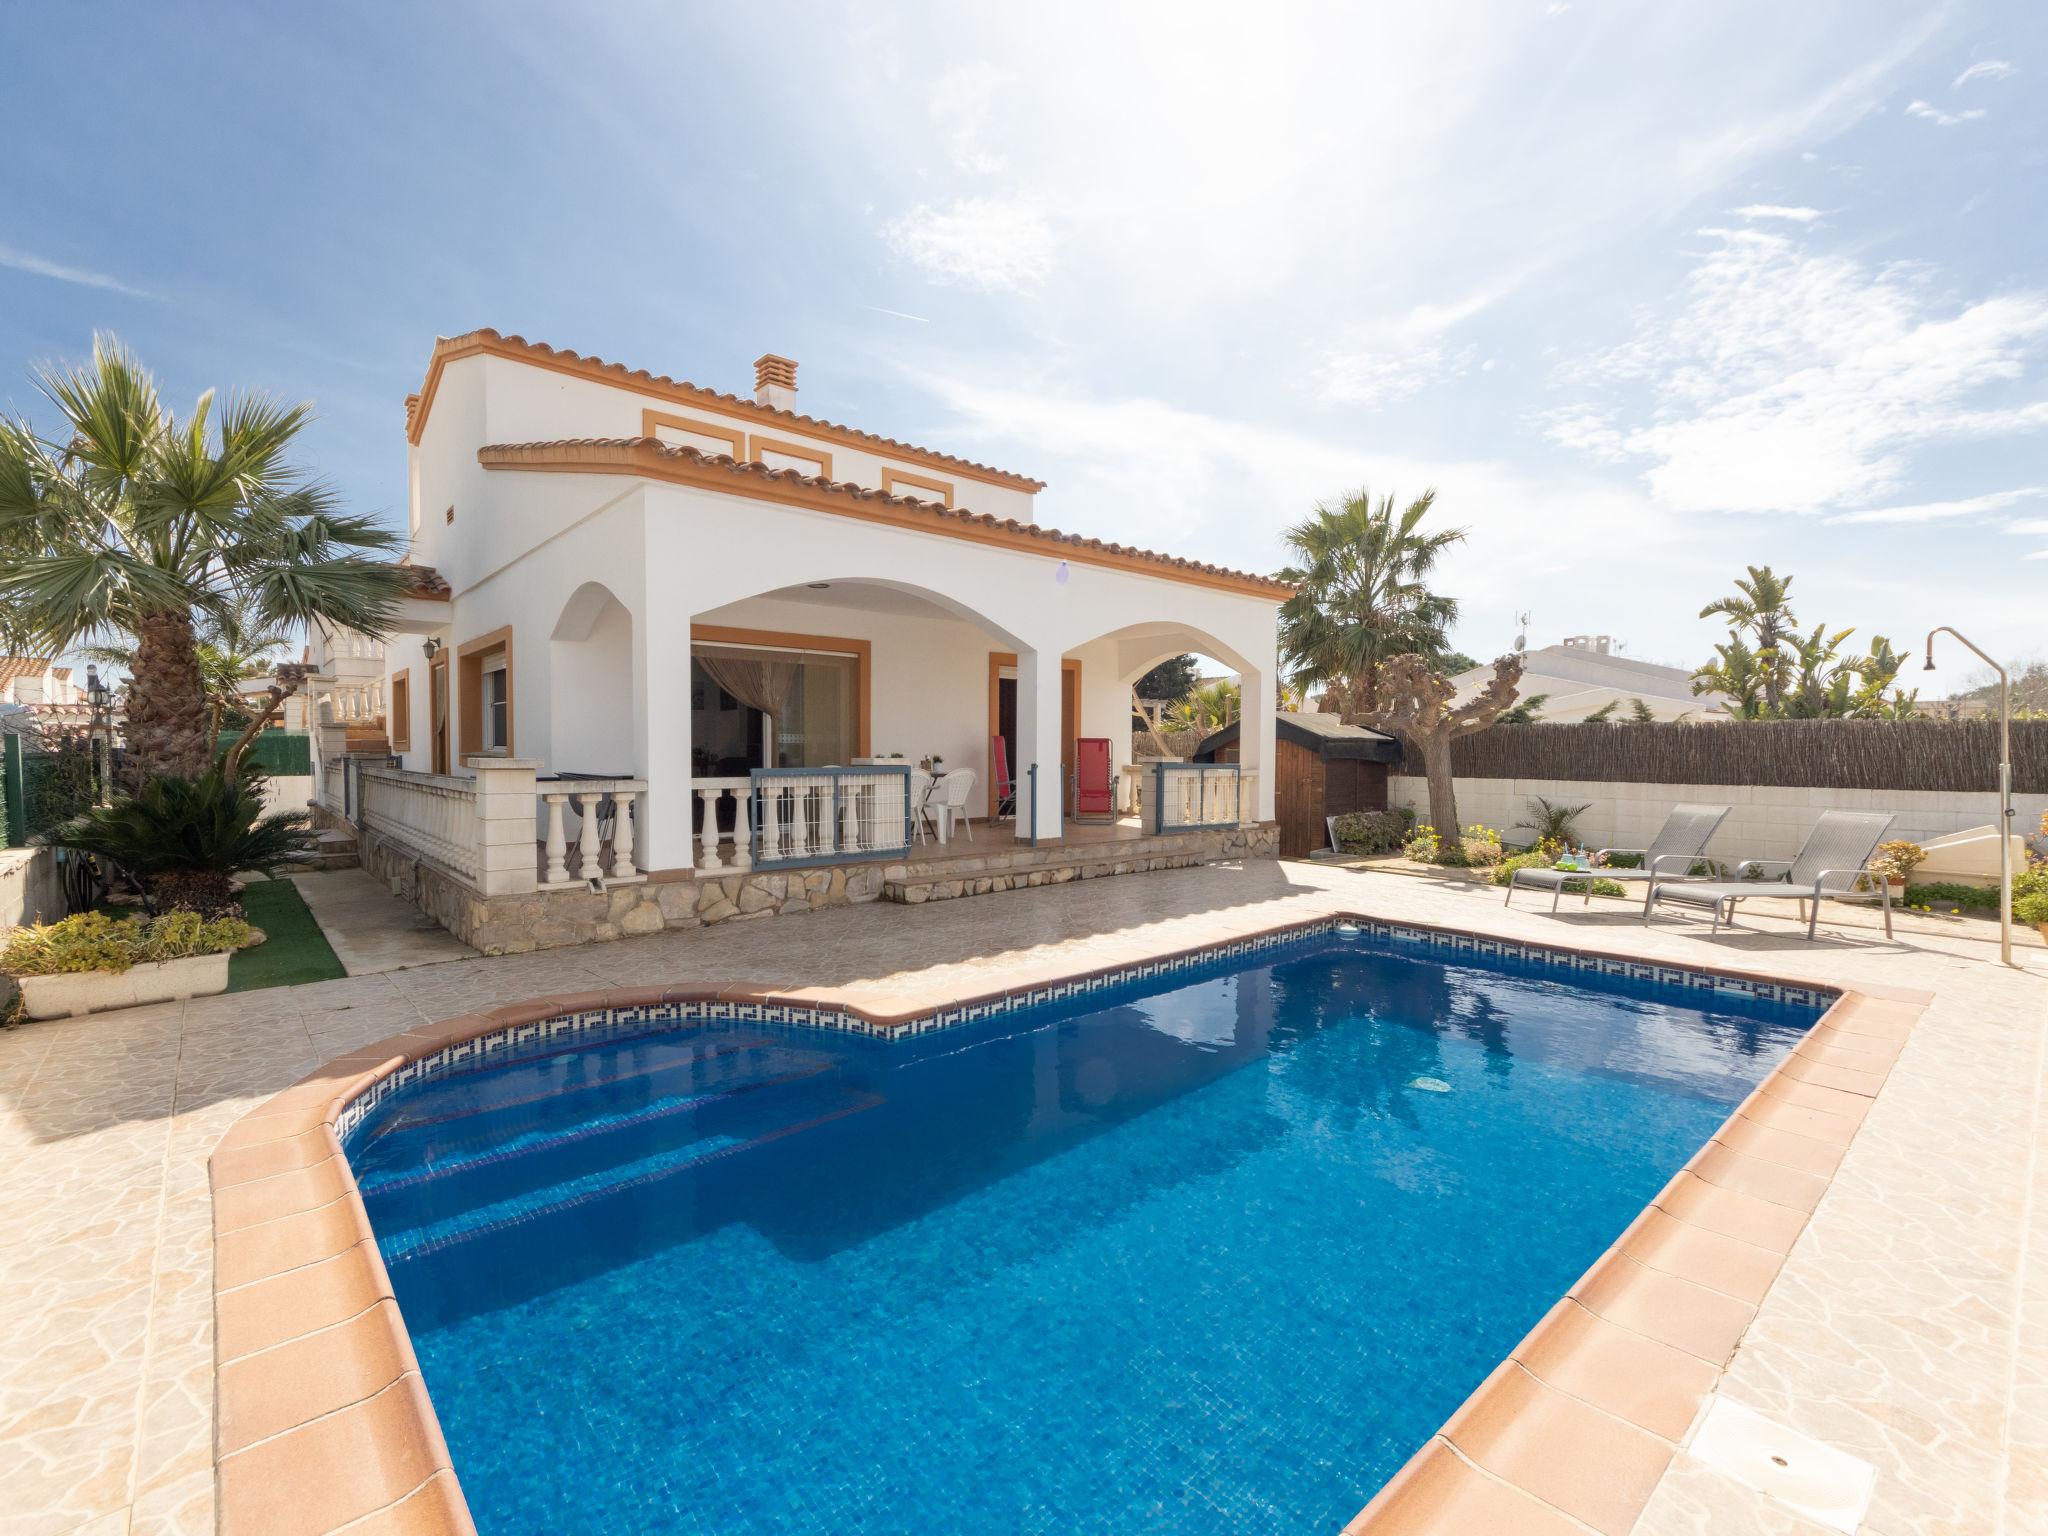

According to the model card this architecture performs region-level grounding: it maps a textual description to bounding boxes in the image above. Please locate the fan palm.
[0,335,407,781]
[84,593,295,737]
[1278,489,1464,714]
[1163,679,1241,734]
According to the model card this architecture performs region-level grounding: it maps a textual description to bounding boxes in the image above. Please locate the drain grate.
[1686,1396,1876,1533]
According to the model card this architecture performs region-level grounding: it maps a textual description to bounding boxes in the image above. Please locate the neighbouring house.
[302,627,389,747]
[326,330,1286,949]
[0,658,84,712]
[1453,634,1729,723]
[1193,710,1399,857]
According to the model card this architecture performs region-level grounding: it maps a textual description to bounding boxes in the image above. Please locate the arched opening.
[1059,619,1274,829]
[549,582,636,774]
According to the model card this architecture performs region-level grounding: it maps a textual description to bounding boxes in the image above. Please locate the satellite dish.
[1513,611,1530,653]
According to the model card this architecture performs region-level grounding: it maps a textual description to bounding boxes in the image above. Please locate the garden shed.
[1195,710,1401,857]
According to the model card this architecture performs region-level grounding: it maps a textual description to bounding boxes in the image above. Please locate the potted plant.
[1870,839,1927,893]
[3,909,254,1019]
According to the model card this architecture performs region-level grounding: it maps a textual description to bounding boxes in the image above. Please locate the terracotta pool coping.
[205,914,1930,1536]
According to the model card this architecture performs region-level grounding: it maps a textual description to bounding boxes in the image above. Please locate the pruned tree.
[1345,653,1523,838]
[221,661,311,778]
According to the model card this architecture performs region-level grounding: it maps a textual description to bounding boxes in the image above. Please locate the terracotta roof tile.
[0,656,55,686]
[397,563,452,600]
[475,438,1291,598]
[413,329,1047,492]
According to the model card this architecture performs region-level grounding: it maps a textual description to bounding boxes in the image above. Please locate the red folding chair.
[1074,737,1113,819]
[990,734,1016,819]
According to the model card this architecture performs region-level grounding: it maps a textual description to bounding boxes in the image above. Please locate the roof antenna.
[1513,612,1530,654]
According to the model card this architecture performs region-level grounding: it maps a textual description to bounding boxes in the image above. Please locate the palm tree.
[0,336,407,781]
[85,594,295,738]
[1164,679,1241,735]
[1698,566,1797,714]
[1278,489,1464,714]
[1692,635,1770,718]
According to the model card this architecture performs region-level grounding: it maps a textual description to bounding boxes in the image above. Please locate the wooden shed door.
[1274,737,1324,857]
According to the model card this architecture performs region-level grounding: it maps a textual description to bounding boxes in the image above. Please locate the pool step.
[372,1086,883,1265]
[362,1031,785,1141]
[354,1062,834,1198]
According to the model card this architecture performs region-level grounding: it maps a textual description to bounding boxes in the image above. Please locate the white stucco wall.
[1387,774,2043,865]
[389,351,1281,873]
[418,351,1042,528]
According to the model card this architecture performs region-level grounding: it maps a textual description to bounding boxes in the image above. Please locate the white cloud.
[1905,99,1986,127]
[1546,228,2048,513]
[1736,204,1825,222]
[1954,60,2016,87]
[1317,342,1478,408]
[0,243,156,298]
[883,197,1053,293]
[928,62,1008,175]
[1316,282,1520,407]
[1826,487,2046,524]
[2008,518,2048,535]
[904,365,1689,631]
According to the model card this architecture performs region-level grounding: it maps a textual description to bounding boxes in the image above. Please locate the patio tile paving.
[0,856,2042,1534]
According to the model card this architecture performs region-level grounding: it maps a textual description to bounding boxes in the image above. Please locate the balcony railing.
[1144,762,1246,833]
[537,775,647,889]
[693,766,914,873]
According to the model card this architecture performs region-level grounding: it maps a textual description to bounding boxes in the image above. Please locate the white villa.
[1450,634,1730,723]
[322,331,1285,949]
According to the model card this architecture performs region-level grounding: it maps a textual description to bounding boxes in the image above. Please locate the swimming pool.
[345,926,1825,1534]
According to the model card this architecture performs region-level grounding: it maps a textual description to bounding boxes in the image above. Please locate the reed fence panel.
[1394,720,2048,793]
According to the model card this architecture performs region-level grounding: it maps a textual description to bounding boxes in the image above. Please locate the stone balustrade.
[538,777,649,890]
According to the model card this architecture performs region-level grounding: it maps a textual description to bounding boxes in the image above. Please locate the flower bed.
[4,909,254,1019]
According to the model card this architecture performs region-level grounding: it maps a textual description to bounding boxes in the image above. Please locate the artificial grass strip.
[230,878,347,992]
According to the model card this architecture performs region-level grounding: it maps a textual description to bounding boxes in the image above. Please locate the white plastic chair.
[924,768,979,843]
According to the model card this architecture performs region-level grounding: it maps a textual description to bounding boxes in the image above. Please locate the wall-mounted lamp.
[422,637,443,659]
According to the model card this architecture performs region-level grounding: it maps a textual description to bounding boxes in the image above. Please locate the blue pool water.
[348,932,1821,1534]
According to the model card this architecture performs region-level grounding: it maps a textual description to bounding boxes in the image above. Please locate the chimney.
[754,354,798,412]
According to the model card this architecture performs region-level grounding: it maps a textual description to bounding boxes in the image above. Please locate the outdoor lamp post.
[84,663,113,805]
[1925,628,2014,967]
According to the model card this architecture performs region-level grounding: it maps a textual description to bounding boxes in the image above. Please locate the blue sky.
[2,1,2042,696]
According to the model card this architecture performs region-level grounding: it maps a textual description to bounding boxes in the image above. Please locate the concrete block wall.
[0,847,63,931]
[1387,775,2046,865]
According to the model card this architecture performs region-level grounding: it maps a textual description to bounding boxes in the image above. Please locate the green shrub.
[2015,890,2048,926]
[1903,881,1999,912]
[1601,851,1643,869]
[1,909,253,977]
[1492,851,1552,887]
[1331,809,1412,855]
[1490,849,1625,897]
[52,765,311,916]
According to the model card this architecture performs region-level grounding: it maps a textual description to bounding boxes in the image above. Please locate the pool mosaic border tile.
[330,917,1839,1143]
[208,910,1915,1536]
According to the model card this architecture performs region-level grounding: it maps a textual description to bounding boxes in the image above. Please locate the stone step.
[303,827,361,872]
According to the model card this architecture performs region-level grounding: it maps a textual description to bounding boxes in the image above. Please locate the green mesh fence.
[222,730,313,776]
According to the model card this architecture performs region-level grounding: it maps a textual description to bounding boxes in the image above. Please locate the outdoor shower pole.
[1925,628,2013,967]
